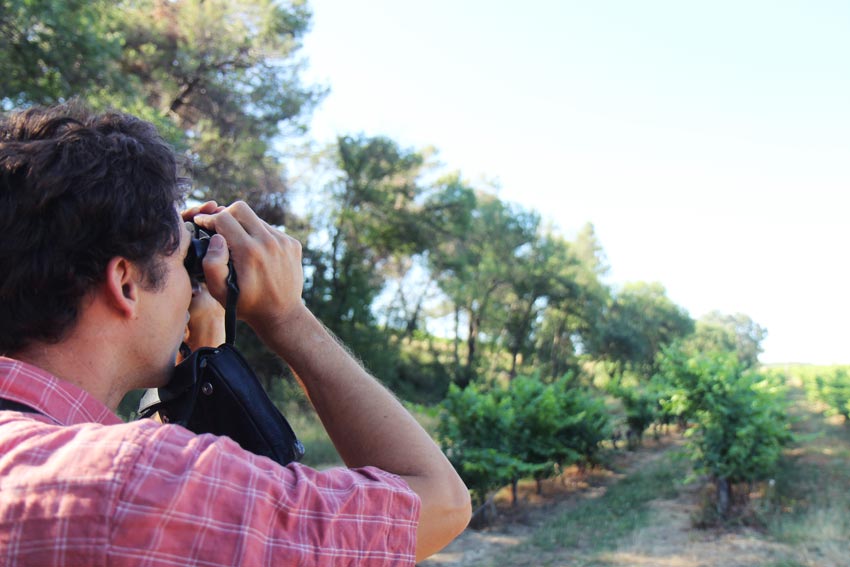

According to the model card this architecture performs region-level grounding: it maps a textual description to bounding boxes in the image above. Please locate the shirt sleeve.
[110,420,421,567]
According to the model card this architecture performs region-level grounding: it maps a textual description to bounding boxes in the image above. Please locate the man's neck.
[13,333,133,413]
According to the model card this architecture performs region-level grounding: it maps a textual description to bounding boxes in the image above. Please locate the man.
[0,102,471,565]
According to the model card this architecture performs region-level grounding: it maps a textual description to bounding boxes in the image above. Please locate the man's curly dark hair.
[0,101,188,354]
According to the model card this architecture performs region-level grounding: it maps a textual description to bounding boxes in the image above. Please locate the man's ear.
[104,257,140,318]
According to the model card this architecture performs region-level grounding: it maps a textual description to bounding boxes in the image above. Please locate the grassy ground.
[760,377,850,565]
[527,449,687,555]
[285,406,342,468]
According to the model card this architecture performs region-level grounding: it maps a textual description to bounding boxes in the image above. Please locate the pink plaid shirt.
[0,357,420,566]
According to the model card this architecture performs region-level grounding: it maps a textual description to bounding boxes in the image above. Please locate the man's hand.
[187,201,305,335]
[183,281,226,352]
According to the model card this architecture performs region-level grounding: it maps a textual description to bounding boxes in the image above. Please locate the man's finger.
[182,200,222,220]
[193,210,251,250]
[223,201,270,238]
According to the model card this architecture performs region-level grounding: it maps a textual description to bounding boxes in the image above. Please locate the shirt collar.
[0,357,122,426]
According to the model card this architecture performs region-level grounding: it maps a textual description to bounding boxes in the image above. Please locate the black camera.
[184,222,214,282]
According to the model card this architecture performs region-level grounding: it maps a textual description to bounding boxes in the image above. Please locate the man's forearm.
[252,304,471,560]
[255,304,447,473]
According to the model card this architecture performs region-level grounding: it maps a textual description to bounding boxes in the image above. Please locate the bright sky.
[296,0,850,365]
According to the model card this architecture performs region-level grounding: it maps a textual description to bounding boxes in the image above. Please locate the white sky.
[295,0,850,365]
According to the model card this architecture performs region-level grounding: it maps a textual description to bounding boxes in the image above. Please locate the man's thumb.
[202,233,230,304]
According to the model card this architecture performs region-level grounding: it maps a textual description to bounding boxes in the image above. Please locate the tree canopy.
[1,0,770,404]
[1,0,324,223]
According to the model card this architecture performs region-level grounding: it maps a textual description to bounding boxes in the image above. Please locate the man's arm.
[190,201,472,561]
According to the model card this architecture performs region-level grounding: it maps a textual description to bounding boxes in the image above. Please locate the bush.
[656,347,791,517]
[437,374,610,508]
[808,367,850,421]
[437,382,524,506]
[608,382,659,449]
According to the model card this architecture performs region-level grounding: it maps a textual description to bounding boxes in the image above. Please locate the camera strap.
[223,259,238,346]
[138,263,304,466]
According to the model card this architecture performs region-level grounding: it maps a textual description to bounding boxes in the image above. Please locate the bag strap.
[179,261,240,360]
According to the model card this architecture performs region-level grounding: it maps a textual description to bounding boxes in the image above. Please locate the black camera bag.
[138,262,304,466]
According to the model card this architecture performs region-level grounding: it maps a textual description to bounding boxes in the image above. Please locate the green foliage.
[533,223,611,381]
[437,382,523,505]
[305,135,428,330]
[609,382,659,448]
[502,233,582,379]
[593,282,694,377]
[116,389,145,422]
[804,367,850,421]
[303,135,456,394]
[437,375,610,506]
[692,311,768,369]
[0,0,124,106]
[2,0,323,224]
[656,347,792,515]
[392,340,453,404]
[115,0,323,221]
[429,192,541,386]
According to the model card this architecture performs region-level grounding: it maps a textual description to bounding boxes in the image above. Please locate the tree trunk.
[551,317,565,379]
[715,477,731,517]
[459,309,479,388]
[403,277,432,342]
[469,496,498,530]
[466,313,478,372]
[452,305,461,376]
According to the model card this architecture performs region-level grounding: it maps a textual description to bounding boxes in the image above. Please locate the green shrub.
[656,347,791,517]
[608,383,658,449]
[437,374,610,507]
[809,368,850,421]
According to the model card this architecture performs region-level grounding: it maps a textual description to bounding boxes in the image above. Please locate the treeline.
[3,0,793,518]
[0,0,714,399]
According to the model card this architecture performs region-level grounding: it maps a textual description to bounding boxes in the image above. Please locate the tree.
[377,173,476,341]
[2,0,324,224]
[502,233,581,379]
[534,224,611,379]
[429,192,540,386]
[301,136,482,397]
[593,282,694,377]
[0,0,123,107]
[656,347,790,518]
[114,0,324,223]
[305,135,428,326]
[692,311,767,368]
